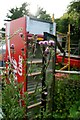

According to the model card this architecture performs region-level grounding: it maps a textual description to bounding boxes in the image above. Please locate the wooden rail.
[0,67,6,70]
[27,102,41,109]
[28,90,35,95]
[28,72,41,77]
[27,60,42,64]
[28,69,80,76]
[55,70,80,75]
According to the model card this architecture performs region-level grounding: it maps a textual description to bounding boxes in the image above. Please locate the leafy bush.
[2,75,28,120]
[53,76,80,119]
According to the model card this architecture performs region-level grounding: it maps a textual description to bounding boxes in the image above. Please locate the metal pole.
[51,36,57,112]
[41,33,47,117]
[68,24,70,71]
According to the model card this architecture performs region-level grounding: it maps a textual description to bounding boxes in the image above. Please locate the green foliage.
[69,101,80,118]
[53,76,80,119]
[67,0,80,43]
[56,17,68,34]
[35,7,52,22]
[55,0,80,46]
[2,26,80,119]
[35,74,80,119]
[67,0,80,15]
[6,3,52,22]
[6,2,29,20]
[2,76,28,119]
[2,41,80,119]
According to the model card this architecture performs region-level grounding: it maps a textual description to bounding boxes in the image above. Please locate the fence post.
[51,36,57,112]
[41,33,47,117]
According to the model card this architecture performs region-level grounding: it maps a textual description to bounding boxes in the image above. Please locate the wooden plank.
[27,59,42,64]
[55,70,80,74]
[0,67,6,70]
[70,47,77,49]
[28,69,80,76]
[70,44,78,46]
[28,72,41,77]
[28,91,35,95]
[27,102,41,109]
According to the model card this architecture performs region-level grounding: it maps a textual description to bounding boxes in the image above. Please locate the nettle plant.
[39,40,55,70]
[38,40,55,117]
[2,65,29,120]
[39,40,55,55]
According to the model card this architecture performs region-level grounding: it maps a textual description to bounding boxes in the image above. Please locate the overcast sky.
[0,0,72,29]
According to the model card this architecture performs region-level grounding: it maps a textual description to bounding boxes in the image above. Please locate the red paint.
[6,17,27,94]
[57,55,80,68]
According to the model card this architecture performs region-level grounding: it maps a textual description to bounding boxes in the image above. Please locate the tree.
[35,7,52,22]
[67,0,80,15]
[67,0,80,43]
[1,28,5,38]
[55,15,69,34]
[56,0,80,41]
[55,0,80,55]
[6,2,29,20]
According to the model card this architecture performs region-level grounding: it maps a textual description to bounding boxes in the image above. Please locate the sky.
[0,0,73,29]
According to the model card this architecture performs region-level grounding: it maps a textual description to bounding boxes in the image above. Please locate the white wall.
[26,16,56,35]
